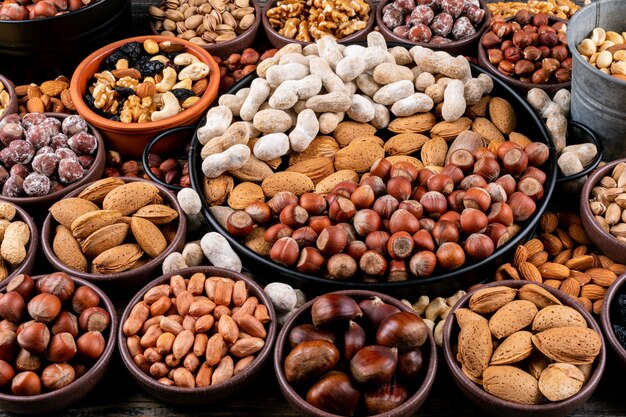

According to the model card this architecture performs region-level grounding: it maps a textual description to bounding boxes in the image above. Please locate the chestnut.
[436,242,465,269]
[306,371,360,416]
[289,324,337,348]
[397,349,424,380]
[344,320,366,362]
[311,294,362,327]
[350,345,397,386]
[376,311,428,351]
[364,382,409,414]
[284,340,340,384]
[359,297,401,329]
[409,251,437,277]
[296,247,325,274]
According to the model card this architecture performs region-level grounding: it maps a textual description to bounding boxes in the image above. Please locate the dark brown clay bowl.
[600,271,626,372]
[0,113,105,213]
[0,74,17,121]
[580,158,626,264]
[477,16,571,96]
[41,176,186,289]
[0,273,117,414]
[442,280,606,417]
[149,0,262,60]
[117,266,277,405]
[0,200,38,288]
[376,0,490,56]
[274,289,437,417]
[261,0,376,49]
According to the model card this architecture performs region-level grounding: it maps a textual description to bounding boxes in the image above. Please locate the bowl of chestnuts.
[275,290,437,416]
[477,11,572,95]
[0,272,117,414]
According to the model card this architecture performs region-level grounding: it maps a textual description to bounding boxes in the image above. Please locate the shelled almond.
[14,77,75,116]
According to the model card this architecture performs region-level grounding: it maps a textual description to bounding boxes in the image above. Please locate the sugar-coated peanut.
[391,93,434,117]
[372,80,414,106]
[200,232,242,272]
[197,106,233,145]
[289,109,320,152]
[346,94,375,123]
[253,133,290,160]
[201,144,251,179]
[200,123,250,159]
[253,109,293,134]
[240,78,271,121]
[441,80,466,122]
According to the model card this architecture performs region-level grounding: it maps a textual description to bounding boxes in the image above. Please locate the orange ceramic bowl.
[69,35,220,158]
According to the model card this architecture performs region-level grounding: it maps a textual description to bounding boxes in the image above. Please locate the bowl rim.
[273,289,438,417]
[0,273,117,405]
[40,176,187,284]
[600,271,626,365]
[0,0,113,24]
[69,35,220,133]
[476,15,572,91]
[0,74,18,120]
[261,0,376,46]
[554,120,603,184]
[0,112,106,205]
[442,279,606,413]
[0,199,39,285]
[579,158,626,253]
[189,56,557,292]
[116,265,278,399]
[375,0,491,49]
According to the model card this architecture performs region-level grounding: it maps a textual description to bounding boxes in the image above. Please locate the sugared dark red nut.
[407,24,432,43]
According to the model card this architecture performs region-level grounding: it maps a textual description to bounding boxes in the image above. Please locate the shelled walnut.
[487,0,580,20]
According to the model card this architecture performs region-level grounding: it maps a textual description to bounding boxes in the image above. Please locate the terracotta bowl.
[477,16,571,96]
[442,280,606,417]
[0,200,38,288]
[580,158,626,264]
[376,0,491,56]
[69,35,220,159]
[600,271,626,372]
[117,266,277,405]
[261,0,376,48]
[0,113,105,213]
[0,273,117,414]
[40,177,187,288]
[274,289,438,417]
[0,74,17,121]
[149,0,262,60]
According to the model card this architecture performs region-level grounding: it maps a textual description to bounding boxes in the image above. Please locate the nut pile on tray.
[0,82,11,119]
[577,27,626,80]
[0,0,96,20]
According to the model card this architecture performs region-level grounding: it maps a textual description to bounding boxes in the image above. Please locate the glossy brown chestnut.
[305,371,360,416]
[350,345,397,386]
[284,339,340,384]
[311,294,362,327]
[358,297,401,329]
[344,320,366,362]
[376,311,428,351]
[288,324,337,348]
[364,382,409,414]
[397,349,424,380]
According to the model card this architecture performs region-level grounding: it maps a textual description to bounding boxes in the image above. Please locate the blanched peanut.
[202,145,250,178]
[289,109,319,152]
[391,93,434,117]
[253,133,290,160]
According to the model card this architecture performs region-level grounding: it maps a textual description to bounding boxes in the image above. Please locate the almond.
[385,155,424,171]
[40,80,68,96]
[289,136,339,165]
[586,268,617,287]
[564,255,594,271]
[490,331,533,365]
[529,251,549,266]
[538,263,570,280]
[454,308,488,329]
[543,279,562,289]
[524,238,544,257]
[49,198,100,229]
[203,175,234,206]
[531,327,601,365]
[532,305,586,332]
[136,82,157,99]
[26,97,44,113]
[92,243,144,274]
[469,286,517,314]
[527,352,551,379]
[538,363,585,402]
[229,155,273,183]
[384,133,429,155]
[577,297,593,313]
[512,245,528,267]
[430,117,472,141]
[568,224,590,245]
[488,97,517,134]
[227,182,264,209]
[580,284,606,300]
[459,319,492,380]
[102,181,160,215]
[131,216,167,258]
[444,130,484,165]
[53,225,88,272]
[334,140,385,173]
[483,366,544,405]
[388,112,436,133]
[334,122,377,147]
[489,300,538,339]
[60,89,76,111]
[26,85,42,100]
[518,262,543,283]
[71,210,122,239]
[508,132,533,148]
[261,172,314,198]
[541,233,563,256]
[286,157,335,184]
[559,277,581,298]
[466,95,490,118]
[421,137,448,167]
[78,177,125,203]
[133,204,179,225]
[315,170,359,196]
[553,249,572,265]
[471,117,505,143]
[570,270,592,285]
[80,223,129,257]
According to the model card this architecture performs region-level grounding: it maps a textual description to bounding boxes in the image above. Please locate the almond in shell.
[92,243,144,274]
[490,331,533,365]
[203,175,234,206]
[227,182,265,210]
[466,95,490,118]
[80,223,129,258]
[532,305,587,332]
[509,132,532,148]
[459,318,492,382]
[527,351,552,379]
[472,117,505,143]
[315,170,359,196]
[131,217,167,258]
[53,225,88,272]
[538,363,585,402]
[134,204,179,224]
[261,172,314,198]
[483,365,544,405]
[518,284,562,309]
[489,300,538,339]
[531,326,602,365]
[385,155,424,171]
[454,308,489,329]
[387,113,436,133]
[78,177,125,203]
[334,140,385,173]
[102,182,160,215]
[70,210,123,239]
[430,117,472,141]
[488,97,517,134]
[384,133,429,155]
[334,122,377,147]
[421,137,448,167]
[286,157,335,184]
[229,155,273,183]
[289,136,339,165]
[49,198,100,229]
[469,286,517,314]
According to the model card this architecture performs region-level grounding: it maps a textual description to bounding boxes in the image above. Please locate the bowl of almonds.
[442,280,605,417]
[40,177,186,288]
[118,266,276,405]
[0,74,17,122]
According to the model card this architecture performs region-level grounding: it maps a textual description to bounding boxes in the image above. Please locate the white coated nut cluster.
[264,282,307,325]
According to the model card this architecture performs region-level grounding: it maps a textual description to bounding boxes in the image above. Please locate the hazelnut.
[524,46,543,61]
[513,31,532,48]
[542,57,561,73]
[373,195,400,219]
[268,191,299,214]
[426,174,454,194]
[6,275,34,300]
[488,49,504,65]
[297,247,325,274]
[298,193,327,216]
[551,44,569,61]
[496,174,517,196]
[365,231,390,255]
[464,233,495,260]
[0,360,14,387]
[498,60,515,76]
[264,223,293,244]
[412,229,435,252]
[308,216,332,235]
[420,191,448,217]
[359,250,387,276]
[226,211,254,237]
[329,197,356,223]
[244,201,272,225]
[538,32,559,48]
[0,330,18,362]
[508,192,537,221]
[370,158,392,181]
[419,218,435,233]
[270,237,300,267]
[436,242,465,270]
[432,220,460,246]
[486,202,514,226]
[518,177,544,201]
[515,9,532,26]
[554,67,571,83]
[515,60,535,75]
[460,208,489,234]
[409,251,437,277]
[387,232,414,259]
[482,32,502,49]
[532,13,549,27]
[390,162,418,182]
[15,348,43,372]
[447,190,465,212]
[0,291,26,322]
[11,371,41,396]
[345,241,367,261]
[388,259,409,282]
[525,142,550,166]
[120,160,140,176]
[79,307,110,332]
[504,47,522,63]
[331,181,358,198]
[351,185,375,209]
[463,187,491,212]
[50,311,79,337]
[485,183,508,204]
[459,174,488,190]
[521,166,547,185]
[532,68,551,84]
[360,176,386,197]
[502,148,529,175]
[317,226,348,255]
[501,39,514,51]
[417,169,435,187]
[398,200,423,219]
[411,186,427,202]
[449,149,475,172]
[47,332,77,363]
[440,165,464,185]
[492,21,511,38]
[292,227,318,247]
[27,293,61,323]
[473,156,501,182]
[41,363,75,391]
[71,285,100,315]
[326,254,357,280]
[386,176,412,201]
[353,209,382,236]
[280,204,310,228]
[17,322,49,353]
[496,142,522,160]
[76,331,106,360]
[439,211,461,226]
[389,209,420,234]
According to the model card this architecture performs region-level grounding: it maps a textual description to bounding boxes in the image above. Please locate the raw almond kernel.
[532,305,586,332]
[26,97,44,113]
[388,112,437,133]
[489,300,538,339]
[609,263,626,275]
[173,329,194,359]
[205,333,226,366]
[518,262,543,283]
[598,255,614,269]
[454,308,488,329]
[102,182,160,215]
[512,245,528,268]
[495,263,520,281]
[577,297,593,313]
[557,213,581,227]
[531,327,602,365]
[92,243,143,274]
[587,268,617,287]
[229,337,264,358]
[543,279,562,289]
[490,331,533,365]
[234,313,266,339]
[541,233,563,256]
[40,80,68,96]
[261,172,315,198]
[334,121,377,147]
[538,263,570,280]
[572,246,589,257]
[570,270,592,286]
[218,314,239,344]
[559,277,581,298]
[538,363,585,402]
[78,177,125,203]
[553,249,572,265]
[564,255,595,271]
[540,213,558,234]
[556,228,574,249]
[568,224,590,244]
[459,319,492,379]
[524,239,544,257]
[53,225,88,272]
[49,198,100,229]
[529,250,549,267]
[26,85,42,99]
[130,216,167,258]
[483,366,544,405]
[469,286,517,314]
[593,299,603,315]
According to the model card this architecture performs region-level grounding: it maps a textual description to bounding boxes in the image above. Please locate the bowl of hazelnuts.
[477,10,571,95]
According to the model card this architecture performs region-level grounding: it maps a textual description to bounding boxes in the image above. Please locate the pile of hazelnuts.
[226,139,551,282]
[481,11,571,84]
[0,273,110,396]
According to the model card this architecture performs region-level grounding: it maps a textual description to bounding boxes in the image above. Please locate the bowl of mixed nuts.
[69,35,220,158]
[0,74,17,122]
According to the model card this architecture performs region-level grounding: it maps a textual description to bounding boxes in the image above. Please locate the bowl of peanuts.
[0,74,17,122]
[118,266,277,405]
[261,0,376,48]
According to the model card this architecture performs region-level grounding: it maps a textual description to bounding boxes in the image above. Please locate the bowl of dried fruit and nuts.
[376,0,491,56]
[443,280,605,417]
[69,35,220,158]
[0,201,37,287]
[40,177,186,288]
[0,272,117,414]
[0,74,17,122]
[262,0,375,48]
[118,266,276,405]
[600,271,626,372]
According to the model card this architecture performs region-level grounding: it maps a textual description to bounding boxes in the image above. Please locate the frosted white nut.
[388,46,413,65]
[279,53,310,66]
[319,112,344,134]
[256,56,278,78]
[151,91,181,122]
[253,132,290,160]
[415,72,436,92]
[367,31,387,50]
[391,93,434,117]
[264,282,297,313]
[253,109,293,133]
[201,232,242,272]
[302,44,319,56]
[546,112,568,152]
[266,63,310,87]
[274,43,303,59]
[558,151,584,176]
[240,78,271,121]
[200,123,250,159]
[372,80,414,105]
[343,45,367,58]
[527,88,552,114]
[346,94,375,123]
[345,81,357,95]
[464,74,493,106]
[552,89,571,116]
[177,187,202,216]
[356,74,380,97]
[182,242,204,267]
[289,109,319,152]
[156,67,177,92]
[309,57,349,94]
[370,102,390,129]
[441,80,466,122]
[269,75,322,109]
[293,100,307,114]
[305,92,352,112]
[202,144,250,178]
[218,88,249,117]
[294,289,307,308]
[562,143,598,167]
[336,48,387,82]
[197,105,233,145]
[373,63,414,84]
[410,46,471,80]
[162,252,188,275]
[178,62,210,81]
[317,36,343,70]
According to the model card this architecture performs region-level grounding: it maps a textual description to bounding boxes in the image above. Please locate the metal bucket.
[568,0,626,161]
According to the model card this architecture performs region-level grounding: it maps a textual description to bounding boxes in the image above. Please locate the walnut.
[116,76,140,89]
[337,19,366,38]
[92,83,115,110]
[94,71,116,88]
[120,96,156,124]
[279,18,300,38]
[296,21,311,42]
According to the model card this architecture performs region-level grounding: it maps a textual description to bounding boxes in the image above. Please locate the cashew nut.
[422,318,435,332]
[150,55,169,64]
[178,62,210,81]
[445,290,466,307]
[172,78,192,90]
[412,295,430,316]
[425,297,447,321]
[434,319,445,347]
[174,52,200,66]
[156,67,177,93]
[151,91,181,121]
[201,144,250,178]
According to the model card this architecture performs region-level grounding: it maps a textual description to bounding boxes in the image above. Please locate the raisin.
[171,89,196,101]
[137,60,165,77]
[103,51,130,70]
[119,42,144,63]
[618,294,626,324]
[114,87,135,98]
[614,324,626,349]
